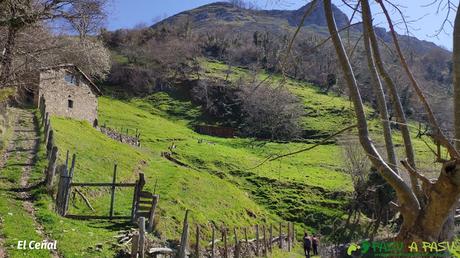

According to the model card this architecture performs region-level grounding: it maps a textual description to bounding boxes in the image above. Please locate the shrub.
[237,81,304,140]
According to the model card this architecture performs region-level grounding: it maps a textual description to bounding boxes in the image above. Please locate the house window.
[68,99,74,108]
[64,73,78,86]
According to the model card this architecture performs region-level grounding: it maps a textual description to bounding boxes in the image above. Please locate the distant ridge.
[154,1,449,55]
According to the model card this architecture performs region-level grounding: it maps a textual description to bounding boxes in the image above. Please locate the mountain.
[270,0,349,28]
[157,1,447,55]
[148,0,453,130]
[157,1,348,33]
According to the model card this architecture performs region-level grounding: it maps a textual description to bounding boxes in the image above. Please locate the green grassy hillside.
[9,59,438,257]
[51,116,277,233]
[93,61,363,233]
[97,95,352,224]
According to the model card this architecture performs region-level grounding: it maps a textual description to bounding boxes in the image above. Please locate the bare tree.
[50,37,111,79]
[324,0,460,241]
[238,81,304,140]
[323,0,420,241]
[0,0,108,87]
[64,0,108,39]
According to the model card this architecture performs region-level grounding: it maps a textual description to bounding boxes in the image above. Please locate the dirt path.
[12,109,40,212]
[0,108,59,258]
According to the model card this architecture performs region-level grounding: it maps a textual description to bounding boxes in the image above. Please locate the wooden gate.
[55,153,157,223]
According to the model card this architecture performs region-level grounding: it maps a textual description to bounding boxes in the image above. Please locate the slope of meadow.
[9,59,439,257]
[95,60,361,232]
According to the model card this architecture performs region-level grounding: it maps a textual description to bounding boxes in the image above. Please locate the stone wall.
[38,67,98,124]
[99,127,140,146]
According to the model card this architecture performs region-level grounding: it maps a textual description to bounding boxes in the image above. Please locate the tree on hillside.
[49,37,111,79]
[238,81,304,140]
[108,24,200,94]
[228,0,258,10]
[323,0,460,241]
[65,0,108,39]
[0,0,109,88]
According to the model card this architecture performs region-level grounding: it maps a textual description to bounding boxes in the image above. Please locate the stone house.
[34,64,101,125]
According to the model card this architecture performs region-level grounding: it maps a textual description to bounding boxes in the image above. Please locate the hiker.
[312,234,319,255]
[303,232,312,258]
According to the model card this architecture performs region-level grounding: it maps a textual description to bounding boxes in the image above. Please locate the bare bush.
[341,137,370,189]
[237,81,304,140]
[50,38,111,79]
[107,21,201,94]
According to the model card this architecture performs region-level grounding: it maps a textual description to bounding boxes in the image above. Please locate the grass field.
[0,59,440,257]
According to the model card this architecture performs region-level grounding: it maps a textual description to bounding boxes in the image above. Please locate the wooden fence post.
[195,224,200,258]
[43,112,49,129]
[131,173,145,222]
[211,225,215,258]
[222,227,228,258]
[269,224,273,252]
[138,217,146,258]
[292,223,296,247]
[45,120,50,140]
[44,113,49,136]
[255,225,259,256]
[234,228,240,258]
[131,233,139,258]
[46,130,54,158]
[279,222,283,250]
[56,153,74,216]
[55,165,67,215]
[41,99,45,115]
[244,227,248,256]
[262,225,267,256]
[46,146,58,191]
[287,222,291,252]
[131,180,139,222]
[65,150,69,168]
[54,151,69,215]
[109,163,117,219]
[178,210,190,258]
[62,154,76,216]
[147,194,159,232]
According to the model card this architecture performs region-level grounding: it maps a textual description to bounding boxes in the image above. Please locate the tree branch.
[362,0,422,198]
[324,0,420,229]
[401,159,432,186]
[377,0,459,159]
[269,124,357,161]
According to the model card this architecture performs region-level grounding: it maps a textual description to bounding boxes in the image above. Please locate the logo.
[346,240,460,257]
[347,243,360,255]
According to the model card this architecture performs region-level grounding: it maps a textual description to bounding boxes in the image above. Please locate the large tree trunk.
[0,25,18,87]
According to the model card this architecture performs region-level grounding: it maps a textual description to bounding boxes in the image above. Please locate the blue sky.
[107,0,455,49]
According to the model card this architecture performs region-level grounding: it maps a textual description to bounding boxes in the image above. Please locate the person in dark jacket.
[303,232,312,258]
[312,234,319,255]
